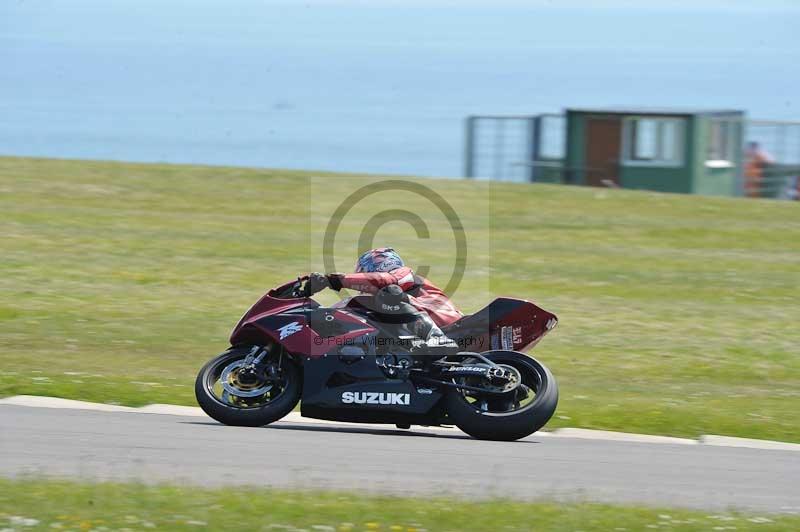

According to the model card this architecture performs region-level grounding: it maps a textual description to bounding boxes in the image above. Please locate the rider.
[307,247,463,330]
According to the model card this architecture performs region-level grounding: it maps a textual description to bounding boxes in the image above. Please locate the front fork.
[238,344,282,384]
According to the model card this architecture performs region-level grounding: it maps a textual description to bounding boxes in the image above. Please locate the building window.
[623,117,684,166]
[536,114,566,160]
[707,119,736,164]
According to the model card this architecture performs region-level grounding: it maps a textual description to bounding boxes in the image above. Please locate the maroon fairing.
[229,280,376,357]
[229,279,557,359]
[489,298,558,351]
[443,297,558,353]
[230,287,311,341]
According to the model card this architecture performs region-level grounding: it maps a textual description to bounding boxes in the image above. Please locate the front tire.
[195,346,301,427]
[444,351,558,441]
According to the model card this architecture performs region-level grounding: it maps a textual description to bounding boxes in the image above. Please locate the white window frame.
[622,116,685,168]
[536,114,566,161]
[706,118,737,168]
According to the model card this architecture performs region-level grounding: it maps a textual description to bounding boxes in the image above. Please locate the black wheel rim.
[454,359,544,414]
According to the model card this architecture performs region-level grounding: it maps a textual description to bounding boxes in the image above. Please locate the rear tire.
[195,346,301,427]
[444,351,558,441]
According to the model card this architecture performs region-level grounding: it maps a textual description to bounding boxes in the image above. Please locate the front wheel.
[444,351,558,441]
[195,345,301,426]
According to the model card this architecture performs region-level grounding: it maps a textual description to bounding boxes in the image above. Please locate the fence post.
[464,116,476,178]
[495,118,504,180]
[530,116,541,182]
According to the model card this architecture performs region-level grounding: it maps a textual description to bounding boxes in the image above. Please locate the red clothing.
[329,267,462,328]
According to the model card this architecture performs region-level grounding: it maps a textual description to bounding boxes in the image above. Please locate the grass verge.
[0,478,797,531]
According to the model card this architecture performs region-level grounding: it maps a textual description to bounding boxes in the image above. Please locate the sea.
[2,0,799,177]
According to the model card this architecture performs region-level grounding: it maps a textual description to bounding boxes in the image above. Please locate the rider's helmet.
[355,247,404,273]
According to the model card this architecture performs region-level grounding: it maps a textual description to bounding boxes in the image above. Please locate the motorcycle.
[195,276,559,441]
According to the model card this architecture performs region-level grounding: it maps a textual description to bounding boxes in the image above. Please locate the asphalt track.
[2,403,799,513]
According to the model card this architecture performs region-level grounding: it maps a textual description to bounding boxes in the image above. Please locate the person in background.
[744,141,774,198]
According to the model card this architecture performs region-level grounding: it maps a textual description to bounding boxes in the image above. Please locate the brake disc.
[220,361,273,398]
[483,364,522,394]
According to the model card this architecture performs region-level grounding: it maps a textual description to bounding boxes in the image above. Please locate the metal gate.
[463,114,565,182]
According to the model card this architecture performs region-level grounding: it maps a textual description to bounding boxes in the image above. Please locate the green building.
[562,107,745,196]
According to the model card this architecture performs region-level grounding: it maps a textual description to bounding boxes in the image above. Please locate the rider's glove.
[327,274,344,291]
[308,272,330,294]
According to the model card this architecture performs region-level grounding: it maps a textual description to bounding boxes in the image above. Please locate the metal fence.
[748,120,800,164]
[464,114,800,199]
[463,115,565,182]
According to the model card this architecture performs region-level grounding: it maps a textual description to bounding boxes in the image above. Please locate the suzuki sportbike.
[195,276,559,441]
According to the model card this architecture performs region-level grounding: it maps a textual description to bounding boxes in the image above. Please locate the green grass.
[0,478,797,531]
[1,156,799,440]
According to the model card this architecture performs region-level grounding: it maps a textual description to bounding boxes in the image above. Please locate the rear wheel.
[444,351,558,441]
[195,345,301,426]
